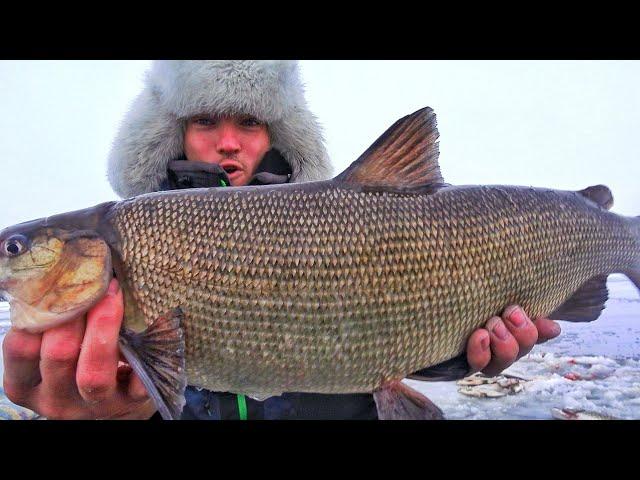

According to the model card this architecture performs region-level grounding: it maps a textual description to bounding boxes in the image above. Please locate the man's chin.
[227,172,247,186]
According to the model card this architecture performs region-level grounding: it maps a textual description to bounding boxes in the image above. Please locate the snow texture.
[0,275,638,420]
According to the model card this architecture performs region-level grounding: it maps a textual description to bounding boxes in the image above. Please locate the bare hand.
[466,305,561,377]
[2,278,156,419]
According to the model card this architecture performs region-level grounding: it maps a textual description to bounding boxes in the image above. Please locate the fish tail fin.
[625,216,640,293]
[621,218,640,292]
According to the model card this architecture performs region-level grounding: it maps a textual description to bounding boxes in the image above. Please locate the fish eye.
[2,234,29,257]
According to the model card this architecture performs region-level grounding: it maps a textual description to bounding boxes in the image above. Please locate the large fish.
[1,107,639,420]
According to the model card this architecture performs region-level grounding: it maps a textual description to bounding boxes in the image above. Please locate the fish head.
[0,220,112,333]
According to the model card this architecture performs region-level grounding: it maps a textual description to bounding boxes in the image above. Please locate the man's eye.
[241,117,262,127]
[3,235,29,257]
[194,117,216,126]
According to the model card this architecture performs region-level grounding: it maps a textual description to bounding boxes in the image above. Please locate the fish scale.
[107,183,635,398]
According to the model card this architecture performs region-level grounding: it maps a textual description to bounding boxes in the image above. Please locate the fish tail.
[624,216,640,292]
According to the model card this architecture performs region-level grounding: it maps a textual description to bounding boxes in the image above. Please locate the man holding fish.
[1,61,561,419]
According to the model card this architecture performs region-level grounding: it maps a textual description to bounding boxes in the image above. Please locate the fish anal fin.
[407,354,471,382]
[118,307,187,420]
[626,269,640,293]
[335,107,444,190]
[577,185,613,210]
[374,381,445,420]
[549,274,609,322]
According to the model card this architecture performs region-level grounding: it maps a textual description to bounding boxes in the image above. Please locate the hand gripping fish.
[1,107,639,420]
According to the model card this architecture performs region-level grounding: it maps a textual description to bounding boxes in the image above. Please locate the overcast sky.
[0,60,638,230]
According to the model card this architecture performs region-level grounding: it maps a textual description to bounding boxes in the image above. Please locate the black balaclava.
[160,148,292,191]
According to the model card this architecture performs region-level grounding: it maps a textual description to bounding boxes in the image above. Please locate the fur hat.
[107,60,333,198]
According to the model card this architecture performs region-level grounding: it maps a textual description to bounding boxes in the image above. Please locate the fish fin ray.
[577,185,613,210]
[334,107,444,189]
[118,307,187,420]
[407,354,471,382]
[625,269,640,294]
[373,381,445,420]
[549,274,609,322]
[625,215,640,293]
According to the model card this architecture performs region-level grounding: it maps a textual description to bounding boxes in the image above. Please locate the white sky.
[0,60,639,230]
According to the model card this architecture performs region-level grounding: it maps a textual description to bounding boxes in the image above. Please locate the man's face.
[184,114,271,186]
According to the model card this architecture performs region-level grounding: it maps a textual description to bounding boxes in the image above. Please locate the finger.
[115,399,158,420]
[533,317,561,343]
[502,305,539,359]
[2,328,43,405]
[39,318,86,399]
[466,329,491,373]
[115,359,150,401]
[116,362,132,384]
[76,278,123,404]
[127,369,150,401]
[482,316,520,377]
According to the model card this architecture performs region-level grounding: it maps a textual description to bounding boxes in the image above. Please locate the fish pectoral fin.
[373,381,445,420]
[406,354,471,382]
[334,107,446,190]
[118,307,187,420]
[549,274,609,322]
[577,185,613,210]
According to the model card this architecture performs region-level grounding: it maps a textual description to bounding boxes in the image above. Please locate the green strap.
[236,394,248,420]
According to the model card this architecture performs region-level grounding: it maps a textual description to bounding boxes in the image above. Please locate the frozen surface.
[0,275,638,420]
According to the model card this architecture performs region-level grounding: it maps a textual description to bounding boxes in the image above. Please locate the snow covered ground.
[1,274,638,420]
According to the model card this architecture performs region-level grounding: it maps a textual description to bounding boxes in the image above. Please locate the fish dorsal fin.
[577,185,613,210]
[549,274,609,322]
[335,107,444,189]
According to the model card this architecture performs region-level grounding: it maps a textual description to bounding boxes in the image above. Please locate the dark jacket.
[158,150,379,420]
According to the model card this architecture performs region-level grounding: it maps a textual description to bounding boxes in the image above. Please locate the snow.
[1,275,638,420]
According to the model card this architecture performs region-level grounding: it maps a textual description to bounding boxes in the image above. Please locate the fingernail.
[505,306,526,328]
[490,318,510,341]
[107,279,119,296]
[480,335,490,351]
[551,323,561,337]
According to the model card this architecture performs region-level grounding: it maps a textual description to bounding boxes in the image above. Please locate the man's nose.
[216,124,241,154]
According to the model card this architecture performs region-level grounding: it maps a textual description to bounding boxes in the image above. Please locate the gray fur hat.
[107,60,333,198]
